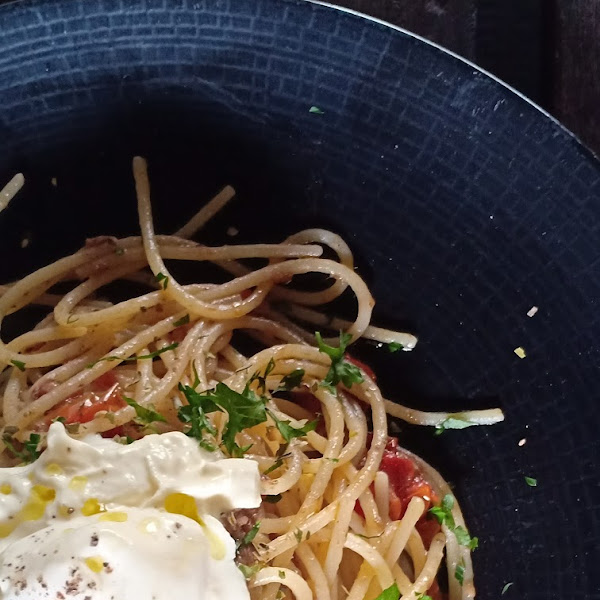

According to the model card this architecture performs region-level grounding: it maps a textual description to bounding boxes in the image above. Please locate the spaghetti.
[0,160,503,600]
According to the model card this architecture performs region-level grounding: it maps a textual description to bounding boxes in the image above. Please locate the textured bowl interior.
[0,0,599,597]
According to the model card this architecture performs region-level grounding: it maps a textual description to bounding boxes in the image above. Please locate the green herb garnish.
[173,314,190,327]
[238,563,263,579]
[429,494,478,550]
[277,368,305,391]
[524,476,537,487]
[435,415,478,435]
[315,331,363,392]
[309,106,324,114]
[388,342,403,353]
[124,397,167,428]
[267,410,318,443]
[237,521,260,550]
[455,560,466,585]
[373,583,400,600]
[87,342,179,368]
[2,432,42,463]
[10,360,26,372]
[155,272,169,290]
[501,582,514,595]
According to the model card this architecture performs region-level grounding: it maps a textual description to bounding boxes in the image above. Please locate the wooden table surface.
[332,0,600,157]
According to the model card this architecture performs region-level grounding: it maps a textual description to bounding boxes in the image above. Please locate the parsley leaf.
[524,476,537,487]
[429,494,456,528]
[429,494,478,550]
[155,272,169,289]
[180,382,267,457]
[267,409,318,443]
[455,560,466,585]
[373,583,400,600]
[87,343,179,368]
[238,563,263,579]
[211,383,268,456]
[315,331,364,392]
[263,457,284,475]
[278,369,305,391]
[454,525,479,550]
[294,529,303,543]
[309,106,324,114]
[415,594,433,600]
[237,521,260,550]
[10,359,26,372]
[177,383,219,446]
[3,432,41,463]
[249,358,275,394]
[173,314,190,327]
[435,415,477,435]
[124,397,167,428]
[387,342,403,353]
[501,582,514,595]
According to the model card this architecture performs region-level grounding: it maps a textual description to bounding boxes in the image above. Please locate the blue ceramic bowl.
[0,1,598,597]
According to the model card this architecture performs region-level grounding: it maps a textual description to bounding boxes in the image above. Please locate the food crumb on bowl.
[518,438,526,447]
[514,346,527,359]
[526,306,538,317]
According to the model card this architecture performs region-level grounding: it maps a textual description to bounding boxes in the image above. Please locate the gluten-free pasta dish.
[0,159,503,600]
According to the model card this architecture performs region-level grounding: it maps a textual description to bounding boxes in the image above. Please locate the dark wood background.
[332,0,600,156]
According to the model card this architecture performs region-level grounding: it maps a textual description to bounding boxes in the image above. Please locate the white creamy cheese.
[0,423,261,600]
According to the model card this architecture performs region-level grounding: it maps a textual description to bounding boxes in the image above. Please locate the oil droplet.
[45,463,63,476]
[164,493,205,526]
[81,498,105,516]
[164,493,224,560]
[99,511,127,522]
[84,556,104,573]
[0,484,11,495]
[69,476,88,491]
[21,485,56,521]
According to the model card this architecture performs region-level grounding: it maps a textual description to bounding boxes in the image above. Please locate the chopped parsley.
[173,314,190,327]
[387,342,403,353]
[263,457,284,475]
[277,368,305,391]
[455,560,466,585]
[373,583,400,600]
[237,521,260,550]
[293,529,303,543]
[2,432,42,463]
[249,357,275,394]
[309,106,324,114]
[501,582,514,595]
[87,342,179,368]
[415,594,433,600]
[178,361,318,456]
[238,563,263,579]
[267,410,318,443]
[315,332,364,392]
[177,383,219,449]
[278,570,286,579]
[524,476,537,487]
[435,415,478,435]
[10,360,26,372]
[429,494,478,550]
[124,397,167,428]
[155,272,169,290]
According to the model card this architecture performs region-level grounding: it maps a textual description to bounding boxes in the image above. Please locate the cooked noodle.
[0,159,503,600]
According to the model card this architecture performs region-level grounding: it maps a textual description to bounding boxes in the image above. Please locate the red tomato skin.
[43,371,126,426]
